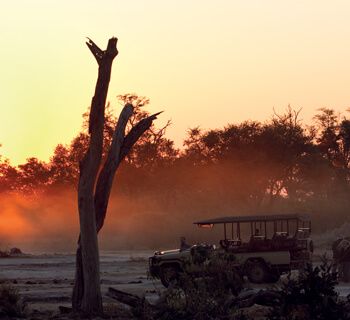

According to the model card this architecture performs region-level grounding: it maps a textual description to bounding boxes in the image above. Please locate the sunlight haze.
[1,0,350,165]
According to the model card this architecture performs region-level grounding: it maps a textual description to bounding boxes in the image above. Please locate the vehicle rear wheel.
[159,265,179,287]
[246,261,268,284]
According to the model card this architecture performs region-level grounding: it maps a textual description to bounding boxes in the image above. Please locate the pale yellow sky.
[1,0,350,165]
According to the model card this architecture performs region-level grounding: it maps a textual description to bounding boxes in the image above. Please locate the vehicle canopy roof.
[194,213,311,226]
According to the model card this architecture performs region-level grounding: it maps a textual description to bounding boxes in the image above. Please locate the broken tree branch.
[86,37,118,65]
[107,287,150,309]
[94,110,162,233]
[120,111,163,160]
[107,287,282,317]
[86,38,104,62]
[228,289,282,309]
[94,103,134,231]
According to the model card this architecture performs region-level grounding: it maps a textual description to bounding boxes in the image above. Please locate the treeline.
[1,95,350,233]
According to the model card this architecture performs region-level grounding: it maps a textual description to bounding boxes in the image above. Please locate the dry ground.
[1,250,349,318]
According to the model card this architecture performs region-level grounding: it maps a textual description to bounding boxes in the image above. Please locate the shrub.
[156,252,244,320]
[0,284,27,318]
[269,259,350,320]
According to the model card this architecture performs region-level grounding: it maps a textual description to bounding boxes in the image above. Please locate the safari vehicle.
[149,213,313,286]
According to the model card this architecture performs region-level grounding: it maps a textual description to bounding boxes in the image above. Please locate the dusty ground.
[1,250,350,318]
[0,251,159,318]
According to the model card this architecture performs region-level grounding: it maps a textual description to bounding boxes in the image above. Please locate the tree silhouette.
[72,37,161,315]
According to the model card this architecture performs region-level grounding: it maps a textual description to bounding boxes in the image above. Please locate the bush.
[156,259,350,320]
[147,254,350,319]
[0,250,10,257]
[0,284,27,318]
[156,253,244,320]
[269,259,350,320]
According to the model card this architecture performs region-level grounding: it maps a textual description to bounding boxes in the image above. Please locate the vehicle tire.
[159,265,179,287]
[246,261,268,284]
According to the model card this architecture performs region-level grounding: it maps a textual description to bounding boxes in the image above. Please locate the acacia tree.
[73,37,161,315]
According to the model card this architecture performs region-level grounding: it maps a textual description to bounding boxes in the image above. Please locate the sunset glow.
[3,3,350,316]
[1,1,350,165]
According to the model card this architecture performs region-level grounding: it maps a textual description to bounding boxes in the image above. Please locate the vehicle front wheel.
[246,261,268,284]
[159,265,180,287]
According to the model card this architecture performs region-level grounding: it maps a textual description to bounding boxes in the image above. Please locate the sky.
[1,0,350,165]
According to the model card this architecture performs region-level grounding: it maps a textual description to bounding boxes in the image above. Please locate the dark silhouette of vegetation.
[267,259,350,320]
[0,284,27,318]
[0,105,350,238]
[156,257,243,320]
[108,258,349,320]
[108,253,245,320]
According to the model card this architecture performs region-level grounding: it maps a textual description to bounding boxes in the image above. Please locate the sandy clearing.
[1,250,349,314]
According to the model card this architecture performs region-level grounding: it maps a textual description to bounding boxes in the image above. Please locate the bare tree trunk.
[72,37,161,314]
[73,105,162,310]
[73,37,118,315]
[72,241,83,310]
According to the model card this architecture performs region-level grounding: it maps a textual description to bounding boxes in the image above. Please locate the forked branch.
[94,109,162,232]
[86,37,119,64]
[120,111,163,160]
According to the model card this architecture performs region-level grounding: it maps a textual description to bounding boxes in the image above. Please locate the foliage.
[148,259,349,320]
[155,252,244,320]
[0,99,350,233]
[0,284,27,318]
[268,260,350,320]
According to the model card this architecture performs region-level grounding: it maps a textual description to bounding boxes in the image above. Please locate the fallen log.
[58,306,72,314]
[229,289,282,308]
[107,287,151,309]
[108,286,282,311]
[107,287,162,318]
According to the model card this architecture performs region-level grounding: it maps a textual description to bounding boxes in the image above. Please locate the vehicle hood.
[155,249,180,256]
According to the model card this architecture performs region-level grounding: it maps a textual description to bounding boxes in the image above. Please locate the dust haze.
[0,170,347,253]
[0,188,220,253]
[1,107,350,253]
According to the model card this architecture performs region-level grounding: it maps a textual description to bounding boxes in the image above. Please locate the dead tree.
[73,37,161,315]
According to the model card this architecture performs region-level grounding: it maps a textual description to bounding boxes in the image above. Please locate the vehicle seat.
[220,239,228,249]
[220,239,241,250]
[249,235,265,249]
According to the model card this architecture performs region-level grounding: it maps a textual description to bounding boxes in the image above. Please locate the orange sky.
[1,1,350,165]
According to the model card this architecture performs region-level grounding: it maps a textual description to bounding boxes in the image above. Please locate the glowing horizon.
[1,0,350,165]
